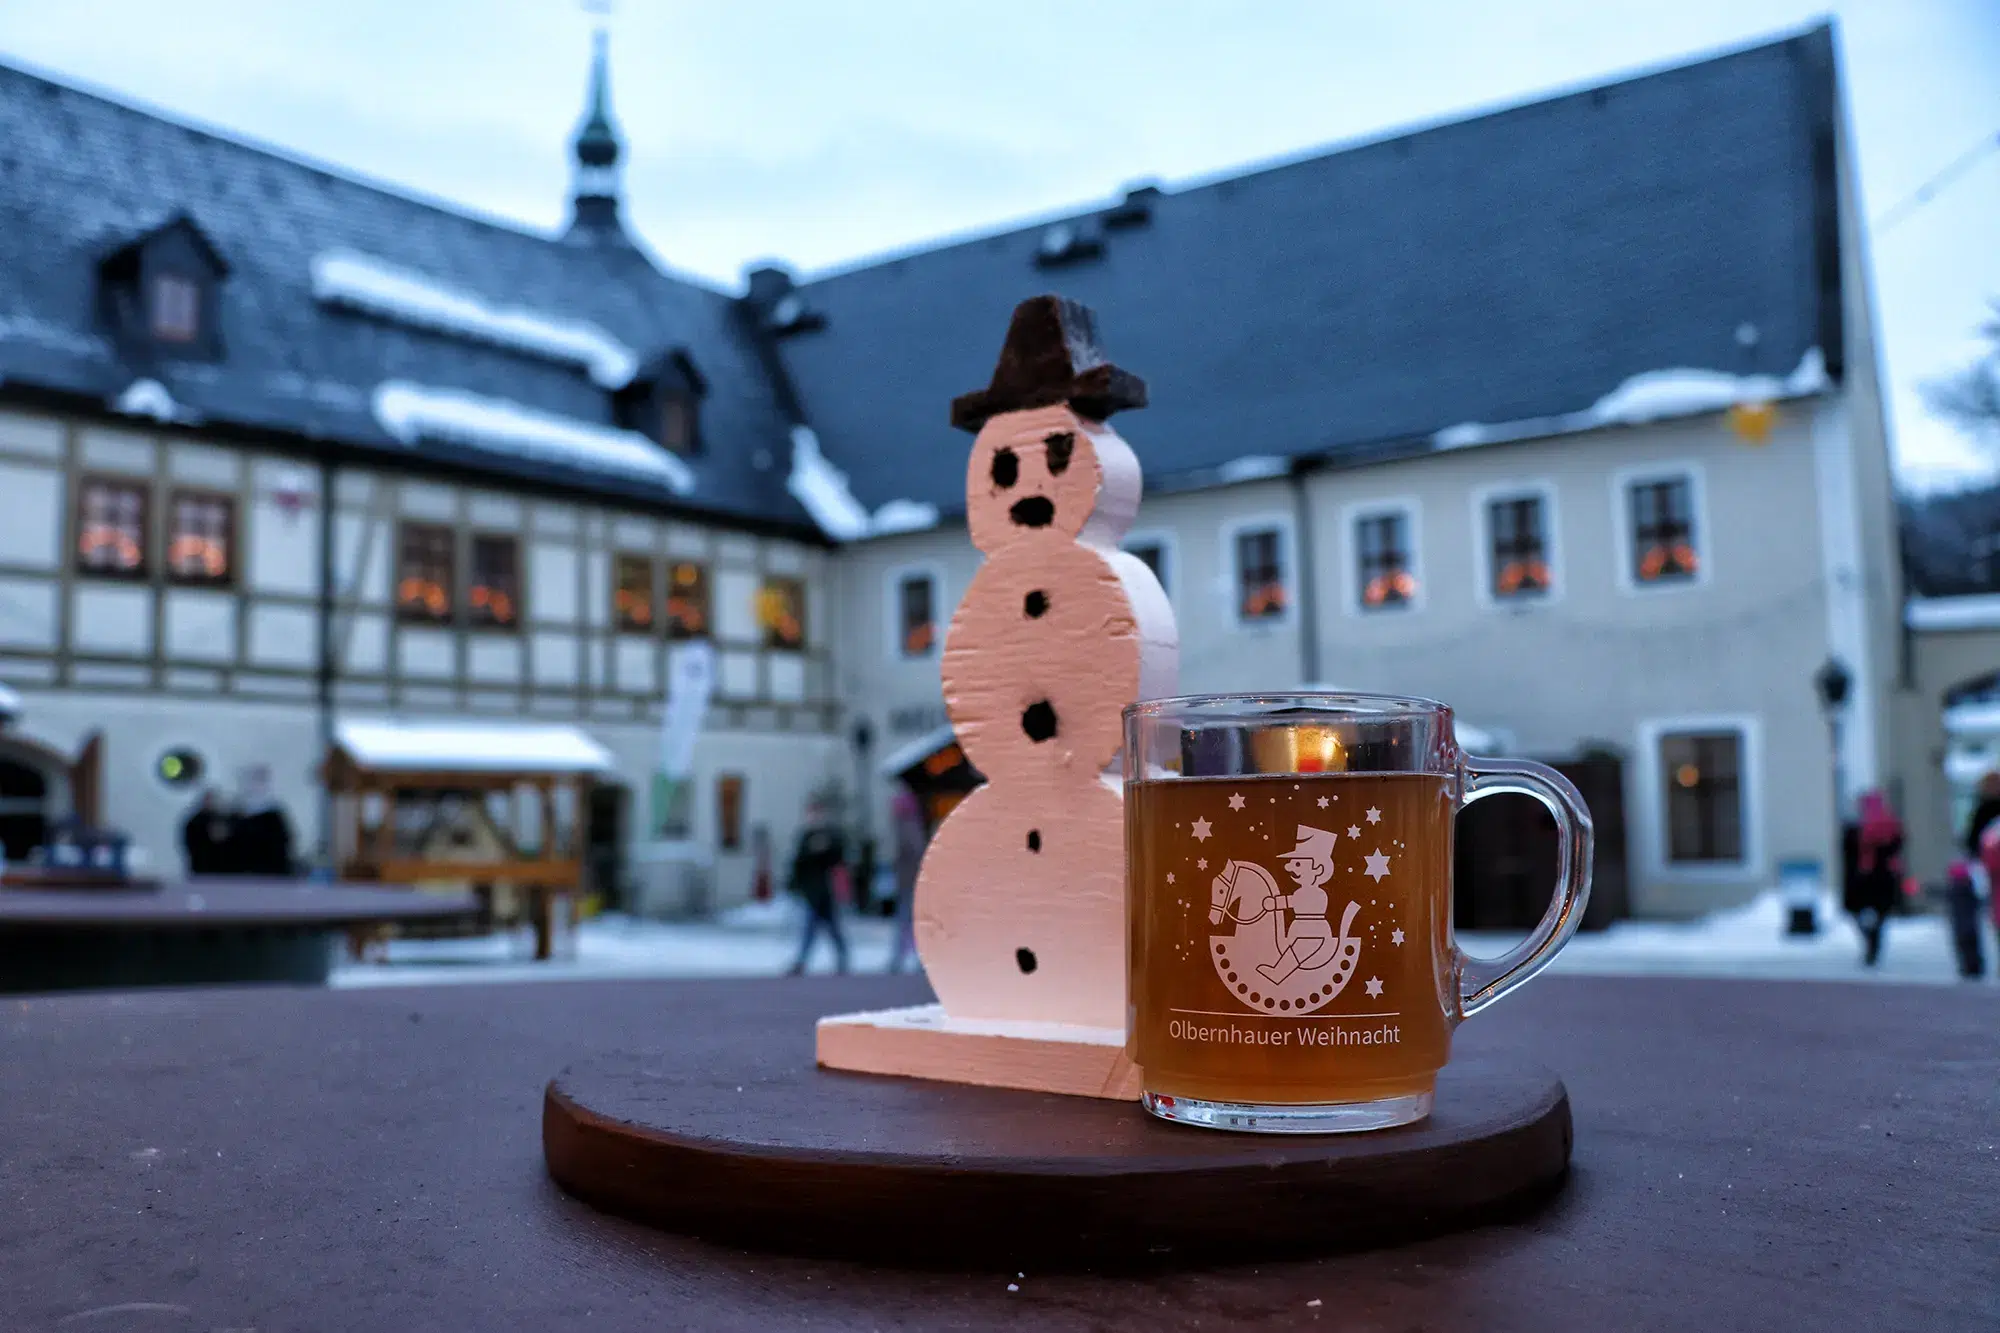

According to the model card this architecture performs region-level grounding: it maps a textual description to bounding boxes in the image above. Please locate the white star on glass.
[1197,858,1208,870]
[1364,976,1384,998]
[1191,817,1213,842]
[1347,825,1361,839]
[1227,792,1246,811]
[1391,927,1406,946]
[1316,796,1329,808]
[1364,849,1391,881]
[1366,806,1382,824]
[1167,872,1175,884]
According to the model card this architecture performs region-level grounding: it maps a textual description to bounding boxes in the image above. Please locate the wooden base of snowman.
[817,295,1170,1102]
[816,1003,1141,1100]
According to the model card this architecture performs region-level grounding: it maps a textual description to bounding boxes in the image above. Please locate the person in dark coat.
[1965,771,2000,868]
[179,788,233,877]
[885,787,929,974]
[785,796,849,975]
[1841,789,1904,967]
[229,768,295,878]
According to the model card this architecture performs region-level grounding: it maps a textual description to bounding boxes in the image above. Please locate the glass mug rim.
[1121,690,1593,1134]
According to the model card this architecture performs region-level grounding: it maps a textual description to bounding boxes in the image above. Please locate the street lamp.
[1799,656,1853,938]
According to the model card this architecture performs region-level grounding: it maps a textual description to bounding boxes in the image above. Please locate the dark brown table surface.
[0,878,479,928]
[0,974,1993,1332]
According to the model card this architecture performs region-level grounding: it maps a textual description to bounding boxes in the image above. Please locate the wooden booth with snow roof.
[323,720,611,960]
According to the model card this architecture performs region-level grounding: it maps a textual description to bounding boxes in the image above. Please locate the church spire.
[565,24,628,245]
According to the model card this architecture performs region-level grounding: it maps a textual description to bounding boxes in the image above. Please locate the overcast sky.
[2,0,1995,488]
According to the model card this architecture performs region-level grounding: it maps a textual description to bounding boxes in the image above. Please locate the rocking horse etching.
[1207,825,1364,1016]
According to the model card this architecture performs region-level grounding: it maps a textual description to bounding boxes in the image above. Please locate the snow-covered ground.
[332,890,1994,990]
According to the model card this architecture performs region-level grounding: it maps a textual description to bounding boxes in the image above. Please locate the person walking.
[1966,771,2000,874]
[885,787,929,974]
[1842,788,1905,967]
[785,794,849,975]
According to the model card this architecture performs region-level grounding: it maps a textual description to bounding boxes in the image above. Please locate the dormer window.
[150,274,201,343]
[97,213,229,360]
[614,347,707,458]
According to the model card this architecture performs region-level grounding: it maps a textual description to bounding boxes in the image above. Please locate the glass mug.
[1123,692,1592,1134]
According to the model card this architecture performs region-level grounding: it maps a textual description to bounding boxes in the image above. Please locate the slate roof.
[0,24,1847,537]
[0,59,806,529]
[775,24,1845,517]
[1902,484,2000,599]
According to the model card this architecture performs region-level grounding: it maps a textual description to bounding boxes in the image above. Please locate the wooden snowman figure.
[817,295,1177,1098]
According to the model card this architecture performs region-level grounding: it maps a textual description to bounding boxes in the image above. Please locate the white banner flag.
[660,640,716,780]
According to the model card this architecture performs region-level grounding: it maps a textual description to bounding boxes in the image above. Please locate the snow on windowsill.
[113,378,197,424]
[313,250,638,389]
[787,426,940,541]
[1432,348,1831,451]
[373,381,692,494]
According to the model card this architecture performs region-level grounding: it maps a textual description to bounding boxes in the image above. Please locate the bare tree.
[1924,299,2000,459]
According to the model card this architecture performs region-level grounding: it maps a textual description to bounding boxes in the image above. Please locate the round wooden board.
[543,1052,1572,1270]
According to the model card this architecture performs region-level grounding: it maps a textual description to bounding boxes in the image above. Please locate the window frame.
[164,487,237,588]
[1340,497,1425,617]
[1635,715,1762,882]
[885,563,943,661]
[467,532,521,632]
[395,520,457,627]
[665,559,711,641]
[1471,480,1560,609]
[74,474,151,581]
[1120,527,1177,604]
[756,574,809,653]
[149,271,202,345]
[612,551,658,635]
[1221,513,1296,629]
[1612,462,1711,595]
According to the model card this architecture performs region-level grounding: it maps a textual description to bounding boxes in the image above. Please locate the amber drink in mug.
[1123,693,1592,1133]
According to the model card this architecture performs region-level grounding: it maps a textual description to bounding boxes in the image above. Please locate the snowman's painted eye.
[991,447,1019,488]
[1015,947,1038,974]
[1043,431,1075,475]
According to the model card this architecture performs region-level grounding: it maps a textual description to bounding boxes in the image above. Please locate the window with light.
[666,561,709,640]
[396,522,454,624]
[76,478,148,577]
[614,554,655,632]
[1660,730,1743,863]
[469,535,519,630]
[1356,512,1417,610]
[897,573,936,658]
[1488,494,1550,600]
[1235,528,1287,621]
[758,575,807,651]
[1630,477,1699,584]
[167,490,234,585]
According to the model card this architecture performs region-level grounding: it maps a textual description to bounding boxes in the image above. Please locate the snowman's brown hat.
[950,295,1147,432]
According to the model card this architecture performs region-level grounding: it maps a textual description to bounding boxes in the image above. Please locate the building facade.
[0,21,1980,918]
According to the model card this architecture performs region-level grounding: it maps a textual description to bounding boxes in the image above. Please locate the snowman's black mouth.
[1009,497,1055,527]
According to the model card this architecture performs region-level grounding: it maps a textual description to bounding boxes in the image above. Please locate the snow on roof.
[312,250,639,390]
[334,719,613,773]
[1432,347,1830,451]
[0,681,20,718]
[113,377,194,424]
[788,426,940,541]
[373,381,693,494]
[1216,455,1290,484]
[1905,593,2000,633]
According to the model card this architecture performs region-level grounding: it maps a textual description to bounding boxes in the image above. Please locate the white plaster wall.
[0,577,58,648]
[72,585,152,655]
[163,590,235,663]
[0,463,63,568]
[249,604,319,669]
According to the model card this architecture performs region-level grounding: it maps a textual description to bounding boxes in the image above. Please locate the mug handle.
[1456,755,1595,1018]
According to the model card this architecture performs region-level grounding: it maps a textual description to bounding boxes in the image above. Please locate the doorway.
[585,782,631,911]
[1455,752,1630,932]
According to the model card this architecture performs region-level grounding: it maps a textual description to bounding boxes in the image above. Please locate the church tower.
[564,27,628,246]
